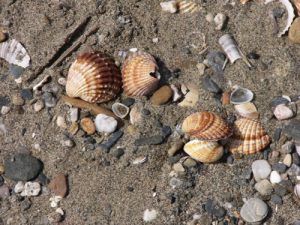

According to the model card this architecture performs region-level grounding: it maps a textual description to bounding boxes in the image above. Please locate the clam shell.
[0,39,30,68]
[182,112,232,140]
[229,118,271,155]
[184,140,224,163]
[66,52,122,103]
[230,87,254,104]
[112,102,130,119]
[122,51,160,97]
[176,0,200,14]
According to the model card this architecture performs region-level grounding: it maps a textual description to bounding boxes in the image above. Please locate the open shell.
[182,111,232,140]
[184,140,224,163]
[112,102,130,119]
[229,118,271,155]
[230,87,254,104]
[0,39,30,68]
[122,51,160,97]
[66,52,122,103]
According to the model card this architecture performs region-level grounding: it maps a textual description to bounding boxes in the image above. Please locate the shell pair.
[182,112,231,163]
[66,51,160,103]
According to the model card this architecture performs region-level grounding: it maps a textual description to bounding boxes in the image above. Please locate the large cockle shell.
[184,140,224,163]
[182,112,232,140]
[66,52,122,103]
[122,51,160,97]
[229,118,271,155]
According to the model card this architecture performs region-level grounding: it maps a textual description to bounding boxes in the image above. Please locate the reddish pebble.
[48,174,68,198]
[80,117,96,135]
[222,91,230,105]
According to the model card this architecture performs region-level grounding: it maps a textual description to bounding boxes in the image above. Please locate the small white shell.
[112,102,130,119]
[265,0,295,37]
[132,156,148,165]
[219,34,242,64]
[230,87,254,104]
[0,39,30,68]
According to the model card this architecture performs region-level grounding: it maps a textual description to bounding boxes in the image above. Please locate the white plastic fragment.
[0,39,30,68]
[143,209,158,222]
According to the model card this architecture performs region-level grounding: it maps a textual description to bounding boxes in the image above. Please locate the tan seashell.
[184,140,224,163]
[176,0,201,14]
[229,118,271,155]
[182,112,232,140]
[66,52,122,103]
[122,51,160,97]
[294,0,300,16]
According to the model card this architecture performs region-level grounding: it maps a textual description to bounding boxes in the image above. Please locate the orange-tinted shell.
[66,52,122,103]
[122,51,160,97]
[182,112,232,140]
[229,118,271,155]
[294,0,300,16]
[184,140,224,163]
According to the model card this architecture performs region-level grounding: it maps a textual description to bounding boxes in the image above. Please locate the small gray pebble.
[141,109,151,116]
[20,89,33,100]
[273,128,282,142]
[272,163,287,173]
[213,206,226,218]
[43,92,57,108]
[227,156,234,164]
[292,152,300,165]
[110,148,124,159]
[21,198,32,211]
[271,194,283,205]
[0,96,10,108]
[0,176,4,186]
[9,64,24,79]
[122,98,135,107]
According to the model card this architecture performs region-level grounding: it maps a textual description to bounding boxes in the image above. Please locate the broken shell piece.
[273,104,294,120]
[295,184,300,198]
[241,0,251,4]
[219,34,242,64]
[294,0,300,16]
[112,102,130,119]
[234,102,259,119]
[132,156,148,165]
[178,84,199,107]
[230,87,254,105]
[0,39,30,68]
[265,0,295,37]
[170,84,183,102]
[176,0,200,14]
[184,140,224,163]
[160,1,178,13]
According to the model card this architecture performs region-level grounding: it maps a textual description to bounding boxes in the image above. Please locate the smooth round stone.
[4,154,43,181]
[272,163,287,173]
[14,181,25,193]
[273,104,293,120]
[95,114,117,133]
[240,198,268,223]
[292,152,300,165]
[252,160,271,181]
[254,179,273,196]
[289,18,300,44]
[110,148,124,159]
[271,194,282,205]
[80,118,96,135]
[270,171,282,184]
[150,85,173,105]
[9,64,24,79]
[33,100,44,112]
[20,89,33,100]
[283,154,292,167]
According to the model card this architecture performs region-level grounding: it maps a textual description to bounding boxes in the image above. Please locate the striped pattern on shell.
[184,140,224,163]
[122,51,160,97]
[66,52,122,103]
[182,112,232,140]
[229,118,271,155]
[177,0,200,14]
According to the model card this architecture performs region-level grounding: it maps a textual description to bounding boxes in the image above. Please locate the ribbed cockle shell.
[182,112,232,140]
[66,52,122,103]
[122,51,160,97]
[184,140,224,163]
[229,118,271,155]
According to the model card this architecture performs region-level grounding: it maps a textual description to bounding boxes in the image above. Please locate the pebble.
[0,29,6,42]
[20,89,33,100]
[273,104,294,120]
[110,148,124,159]
[254,179,273,196]
[283,120,300,141]
[272,163,287,173]
[21,182,41,196]
[292,152,300,165]
[49,195,62,208]
[143,209,158,222]
[33,100,45,112]
[122,98,135,107]
[214,13,227,30]
[134,135,164,146]
[270,171,282,184]
[240,198,268,223]
[0,184,10,199]
[97,131,123,153]
[227,155,234,164]
[9,64,24,79]
[205,13,214,23]
[0,96,10,108]
[287,164,300,177]
[178,84,199,107]
[68,122,79,135]
[160,1,177,13]
[0,176,4,186]
[252,160,271,181]
[48,174,68,198]
[271,194,283,205]
[213,206,226,218]
[169,177,184,189]
[43,92,57,108]
[47,212,63,223]
[294,184,300,198]
[167,140,184,157]
[281,141,294,154]
[150,85,173,105]
[61,138,75,148]
[80,118,96,135]
[21,198,32,211]
[57,77,67,86]
[14,181,25,193]
[173,163,185,173]
[1,106,10,115]
[69,108,78,122]
[56,116,67,129]
[183,158,197,168]
[202,75,221,93]
[95,114,117,133]
[4,154,43,181]
[196,63,206,76]
[288,17,300,44]
[273,128,282,142]
[12,94,24,106]
[247,52,260,60]
[283,154,292,167]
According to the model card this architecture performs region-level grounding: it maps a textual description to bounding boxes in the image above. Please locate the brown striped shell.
[229,118,271,155]
[182,112,232,140]
[66,52,122,103]
[122,51,160,97]
[177,0,200,14]
[184,140,224,163]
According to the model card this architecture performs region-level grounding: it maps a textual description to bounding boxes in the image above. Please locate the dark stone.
[141,109,151,116]
[4,154,43,181]
[0,176,4,186]
[127,186,134,192]
[204,199,214,214]
[241,167,252,180]
[20,89,33,100]
[97,131,123,153]
[37,172,50,186]
[227,156,234,164]
[43,92,57,108]
[21,198,32,211]
[213,206,226,218]
[110,148,124,159]
[270,96,290,108]
[134,135,164,146]
[271,194,283,205]
[161,126,172,138]
[273,128,282,142]
[206,51,226,75]
[0,96,10,108]
[279,180,294,192]
[168,154,182,164]
[122,98,135,107]
[9,64,24,79]
[247,52,260,60]
[272,163,287,173]
[274,184,288,196]
[292,152,300,165]
[283,120,300,141]
[263,148,271,160]
[202,75,222,94]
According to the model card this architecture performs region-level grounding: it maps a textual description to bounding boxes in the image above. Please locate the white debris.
[21,182,41,196]
[143,209,158,222]
[95,114,117,133]
[50,195,63,208]
[1,106,10,115]
[69,107,79,122]
[14,181,25,193]
[56,208,64,216]
[160,1,177,13]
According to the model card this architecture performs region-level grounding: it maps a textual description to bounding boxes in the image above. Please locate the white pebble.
[273,104,293,120]
[270,171,282,184]
[33,100,45,112]
[196,63,206,76]
[143,209,158,222]
[214,13,227,30]
[14,181,25,193]
[56,116,67,129]
[160,1,177,13]
[1,106,10,115]
[56,208,64,215]
[58,77,67,86]
[152,37,159,43]
[95,114,117,133]
[205,13,214,23]
[50,195,62,208]
[21,182,41,196]
[252,160,271,182]
[69,107,79,122]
